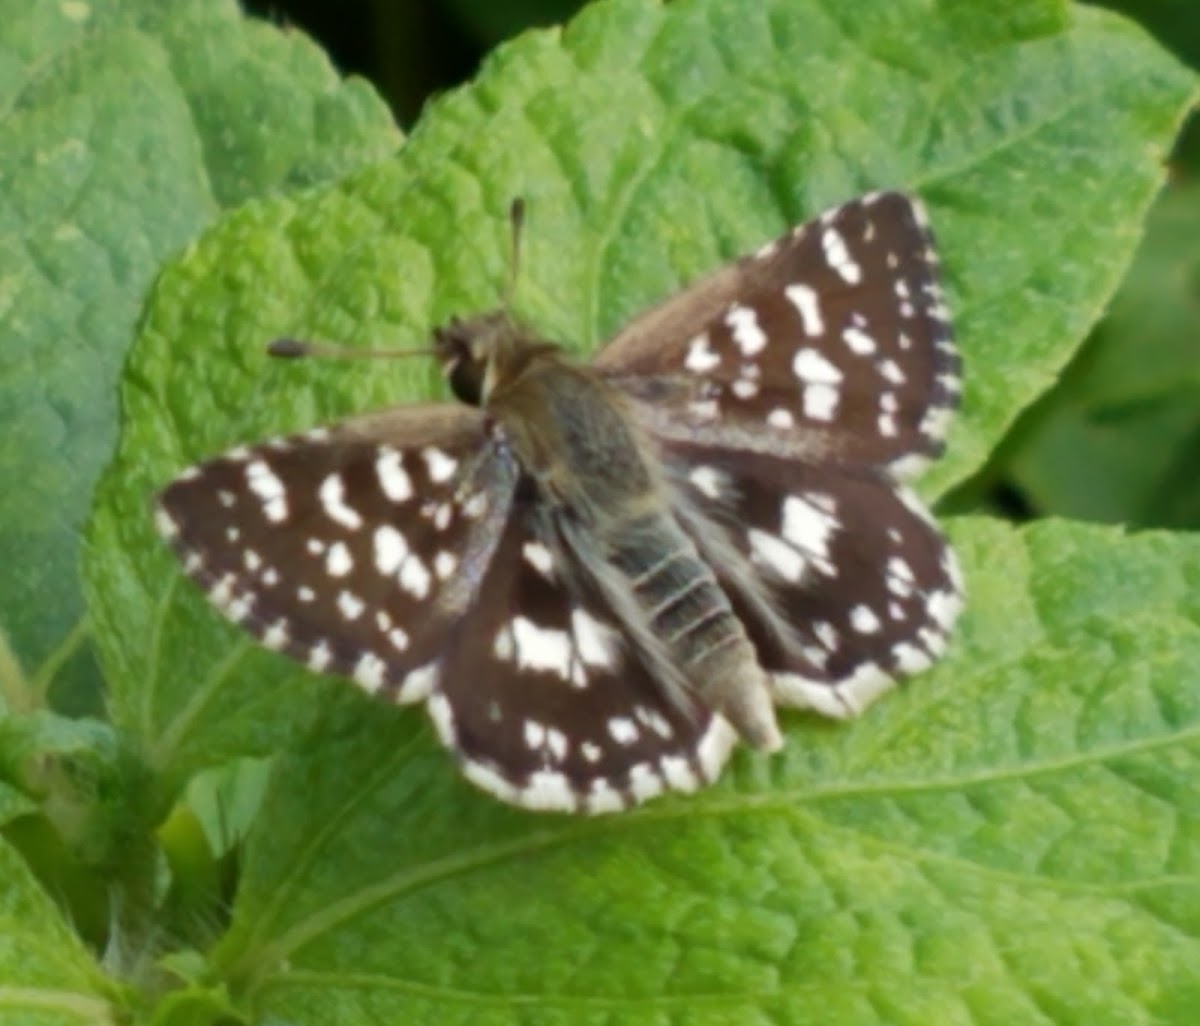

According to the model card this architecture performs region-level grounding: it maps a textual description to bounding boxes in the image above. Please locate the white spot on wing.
[879,359,907,385]
[398,661,437,703]
[376,447,413,501]
[519,769,577,811]
[586,780,625,813]
[225,593,253,622]
[325,541,353,577]
[628,763,664,803]
[374,525,408,575]
[524,719,546,750]
[785,283,824,336]
[422,447,458,483]
[209,574,235,607]
[493,623,514,661]
[726,304,767,357]
[850,605,882,634]
[246,460,288,522]
[660,754,698,792]
[572,609,614,667]
[748,528,805,583]
[511,617,572,678]
[814,621,839,650]
[522,541,555,577]
[319,473,363,530]
[731,378,758,399]
[154,506,179,539]
[781,494,839,574]
[337,591,365,620]
[822,226,862,284]
[353,652,387,692]
[803,383,839,421]
[308,640,332,672]
[684,332,720,373]
[793,347,844,385]
[635,705,674,739]
[607,717,639,745]
[399,557,431,598]
[842,326,876,354]
[688,465,723,500]
[262,619,289,650]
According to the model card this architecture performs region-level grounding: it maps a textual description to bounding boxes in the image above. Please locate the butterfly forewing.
[156,405,516,701]
[429,506,737,812]
[664,445,963,717]
[598,191,959,473]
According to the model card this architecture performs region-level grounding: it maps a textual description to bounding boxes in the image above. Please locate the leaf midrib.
[235,717,1200,979]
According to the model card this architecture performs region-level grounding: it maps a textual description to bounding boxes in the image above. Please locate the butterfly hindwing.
[665,443,963,717]
[429,502,737,813]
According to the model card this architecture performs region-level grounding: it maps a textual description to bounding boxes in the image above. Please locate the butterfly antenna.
[267,338,437,360]
[503,196,526,311]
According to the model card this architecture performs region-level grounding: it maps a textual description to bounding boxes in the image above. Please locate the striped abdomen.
[606,514,781,750]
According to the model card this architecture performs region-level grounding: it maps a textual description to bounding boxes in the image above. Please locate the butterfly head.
[434,310,559,408]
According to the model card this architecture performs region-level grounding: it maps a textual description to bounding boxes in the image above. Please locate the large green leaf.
[202,518,1200,1023]
[1005,180,1200,525]
[76,0,1199,1020]
[87,0,1193,783]
[0,838,118,1025]
[0,0,399,712]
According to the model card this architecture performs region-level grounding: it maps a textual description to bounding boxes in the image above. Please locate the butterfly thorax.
[437,311,661,526]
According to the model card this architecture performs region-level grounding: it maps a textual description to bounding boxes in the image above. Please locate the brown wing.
[155,404,517,703]
[594,191,959,474]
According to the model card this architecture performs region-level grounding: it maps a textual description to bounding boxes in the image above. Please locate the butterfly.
[155,192,963,813]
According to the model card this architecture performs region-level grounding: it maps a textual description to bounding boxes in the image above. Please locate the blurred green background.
[243,0,1200,530]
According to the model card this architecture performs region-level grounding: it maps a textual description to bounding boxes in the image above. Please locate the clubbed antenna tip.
[266,338,435,360]
[267,338,311,358]
[504,197,526,309]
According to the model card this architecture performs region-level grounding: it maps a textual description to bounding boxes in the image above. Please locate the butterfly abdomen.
[606,515,782,752]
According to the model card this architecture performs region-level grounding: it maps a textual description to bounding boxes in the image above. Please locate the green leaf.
[76,0,1200,1020]
[0,0,399,713]
[86,0,1195,786]
[193,518,1199,1024]
[1006,181,1200,525]
[0,838,119,1025]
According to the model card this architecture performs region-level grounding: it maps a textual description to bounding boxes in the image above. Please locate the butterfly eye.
[434,323,485,406]
[446,352,484,406]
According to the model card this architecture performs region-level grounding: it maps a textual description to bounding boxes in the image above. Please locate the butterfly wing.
[429,501,737,813]
[155,404,517,703]
[664,445,963,717]
[595,191,963,716]
[156,404,736,813]
[595,191,959,475]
